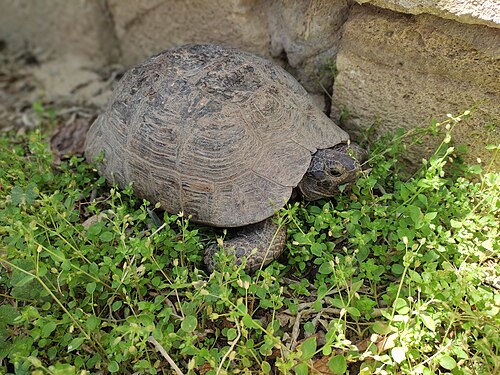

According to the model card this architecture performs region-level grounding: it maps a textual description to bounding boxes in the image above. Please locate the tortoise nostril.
[310,170,324,179]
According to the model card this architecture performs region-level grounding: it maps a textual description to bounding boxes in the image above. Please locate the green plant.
[0,111,498,374]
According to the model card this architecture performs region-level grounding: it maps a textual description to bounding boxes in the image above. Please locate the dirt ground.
[0,40,123,157]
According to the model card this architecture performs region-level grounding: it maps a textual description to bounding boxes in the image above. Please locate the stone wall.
[332,5,499,165]
[0,0,118,65]
[0,0,498,169]
[107,0,270,67]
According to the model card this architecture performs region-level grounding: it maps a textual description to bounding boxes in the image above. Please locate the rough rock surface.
[355,0,500,28]
[268,0,351,94]
[331,5,500,168]
[0,0,118,66]
[0,0,120,106]
[107,0,270,67]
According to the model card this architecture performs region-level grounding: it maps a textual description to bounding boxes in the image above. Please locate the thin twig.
[290,310,303,351]
[217,318,241,374]
[147,336,184,375]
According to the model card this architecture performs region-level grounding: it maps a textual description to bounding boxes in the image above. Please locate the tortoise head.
[298,143,367,201]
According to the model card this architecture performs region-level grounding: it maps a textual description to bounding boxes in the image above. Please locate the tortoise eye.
[330,169,342,177]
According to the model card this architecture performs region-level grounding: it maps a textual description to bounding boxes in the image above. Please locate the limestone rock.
[331,5,500,169]
[355,0,500,28]
[0,0,119,104]
[268,0,350,93]
[107,0,270,67]
[0,0,118,66]
[31,56,114,107]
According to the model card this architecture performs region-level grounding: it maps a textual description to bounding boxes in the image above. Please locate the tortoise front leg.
[204,218,286,272]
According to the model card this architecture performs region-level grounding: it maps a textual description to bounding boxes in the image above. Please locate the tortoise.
[84,44,367,272]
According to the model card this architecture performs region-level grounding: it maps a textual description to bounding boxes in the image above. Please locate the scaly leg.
[204,218,286,272]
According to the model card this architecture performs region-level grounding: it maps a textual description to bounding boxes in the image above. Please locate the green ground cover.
[0,111,498,374]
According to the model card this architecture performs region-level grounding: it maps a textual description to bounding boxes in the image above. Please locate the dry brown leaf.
[376,332,399,353]
[312,356,333,374]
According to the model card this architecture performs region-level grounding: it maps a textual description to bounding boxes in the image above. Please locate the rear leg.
[204,218,286,272]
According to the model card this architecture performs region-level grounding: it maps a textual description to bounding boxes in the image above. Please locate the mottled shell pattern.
[85,44,348,227]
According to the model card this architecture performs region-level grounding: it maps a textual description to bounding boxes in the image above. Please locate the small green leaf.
[420,314,436,331]
[454,347,468,360]
[111,301,122,311]
[417,194,428,205]
[25,183,38,204]
[37,264,48,278]
[408,270,422,283]
[330,298,344,309]
[346,306,361,317]
[242,314,261,329]
[408,206,422,226]
[236,302,248,314]
[27,356,42,368]
[391,347,406,364]
[356,247,369,262]
[41,321,57,337]
[86,282,96,294]
[99,231,114,242]
[108,360,119,373]
[261,361,271,374]
[49,248,66,262]
[303,321,315,335]
[87,223,102,236]
[439,355,457,370]
[300,336,317,360]
[391,264,405,276]
[372,321,392,335]
[310,242,325,256]
[312,299,323,312]
[86,315,100,331]
[481,239,493,251]
[318,262,333,275]
[485,305,499,317]
[295,362,308,375]
[11,186,25,206]
[450,219,462,228]
[50,363,75,374]
[293,232,313,245]
[400,183,411,201]
[67,337,85,352]
[329,354,347,374]
[0,305,20,325]
[61,259,72,271]
[322,345,332,356]
[394,298,409,314]
[351,280,364,293]
[14,274,35,287]
[424,212,437,221]
[181,315,197,333]
[468,165,482,174]
[226,328,237,341]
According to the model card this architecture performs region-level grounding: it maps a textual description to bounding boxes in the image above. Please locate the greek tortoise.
[85,44,367,272]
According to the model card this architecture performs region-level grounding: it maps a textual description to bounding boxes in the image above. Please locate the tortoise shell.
[85,44,349,227]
